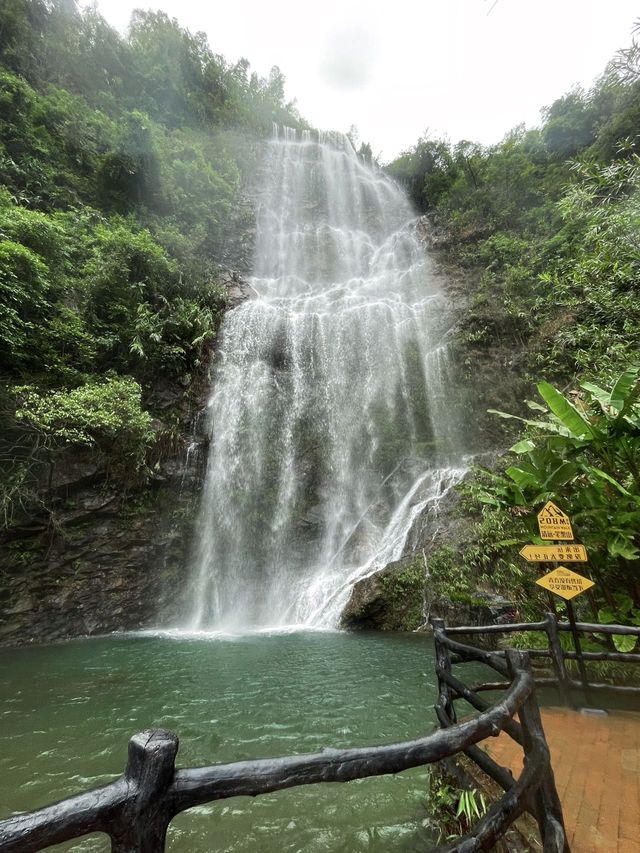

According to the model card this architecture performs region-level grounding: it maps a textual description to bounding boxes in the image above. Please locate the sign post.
[535,566,594,705]
[524,504,595,705]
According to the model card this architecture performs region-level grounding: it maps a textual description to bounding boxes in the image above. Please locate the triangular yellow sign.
[536,566,594,600]
[537,501,574,540]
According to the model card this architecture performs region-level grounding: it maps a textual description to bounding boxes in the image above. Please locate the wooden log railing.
[432,620,569,853]
[445,611,640,702]
[0,630,568,853]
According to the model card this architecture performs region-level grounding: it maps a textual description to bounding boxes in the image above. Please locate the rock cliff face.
[0,273,249,648]
[0,472,192,646]
[340,556,428,632]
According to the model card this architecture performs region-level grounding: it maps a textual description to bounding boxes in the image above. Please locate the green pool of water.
[0,630,446,852]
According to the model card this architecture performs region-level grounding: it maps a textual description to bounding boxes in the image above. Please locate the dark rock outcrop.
[0,406,205,647]
[340,555,426,632]
[220,268,259,308]
[341,552,515,636]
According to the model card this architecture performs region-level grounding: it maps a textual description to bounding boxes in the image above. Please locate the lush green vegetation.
[388,28,640,636]
[425,767,488,845]
[378,557,427,631]
[0,0,305,523]
[470,370,640,633]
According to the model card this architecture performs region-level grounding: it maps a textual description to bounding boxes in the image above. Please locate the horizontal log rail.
[466,647,640,664]
[445,611,640,705]
[468,678,640,697]
[0,627,567,853]
[559,621,640,637]
[446,621,549,635]
[446,619,640,638]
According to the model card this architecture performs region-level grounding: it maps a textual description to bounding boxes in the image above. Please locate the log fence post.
[110,729,178,853]
[505,651,569,853]
[544,611,572,708]
[432,618,456,723]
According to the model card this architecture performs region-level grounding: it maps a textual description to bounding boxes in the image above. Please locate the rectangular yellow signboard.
[520,544,587,563]
[535,567,595,600]
[537,501,574,540]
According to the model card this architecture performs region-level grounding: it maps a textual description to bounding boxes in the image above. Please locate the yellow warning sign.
[537,501,574,540]
[535,567,594,600]
[520,544,587,563]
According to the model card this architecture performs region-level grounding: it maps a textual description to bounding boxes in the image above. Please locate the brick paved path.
[483,707,640,852]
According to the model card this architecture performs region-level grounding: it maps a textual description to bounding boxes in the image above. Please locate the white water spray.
[185,128,464,631]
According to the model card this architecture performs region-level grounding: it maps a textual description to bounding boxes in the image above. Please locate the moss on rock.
[340,555,427,632]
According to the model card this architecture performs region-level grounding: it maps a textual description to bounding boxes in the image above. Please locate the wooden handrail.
[445,618,640,639]
[432,624,569,853]
[433,631,510,677]
[433,746,546,853]
[557,621,640,637]
[436,666,525,746]
[443,611,640,707]
[446,620,547,635]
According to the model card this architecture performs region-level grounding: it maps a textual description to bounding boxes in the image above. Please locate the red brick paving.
[483,707,640,852]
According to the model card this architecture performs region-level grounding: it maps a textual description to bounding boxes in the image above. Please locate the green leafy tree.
[14,376,154,474]
[0,0,49,81]
[99,112,162,211]
[542,88,598,158]
[82,220,178,367]
[0,240,49,369]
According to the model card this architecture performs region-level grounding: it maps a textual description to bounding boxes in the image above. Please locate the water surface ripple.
[0,632,447,852]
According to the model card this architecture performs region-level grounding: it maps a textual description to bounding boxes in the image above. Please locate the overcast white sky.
[97,0,639,161]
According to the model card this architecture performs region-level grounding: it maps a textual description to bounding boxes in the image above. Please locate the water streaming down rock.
[185,127,464,631]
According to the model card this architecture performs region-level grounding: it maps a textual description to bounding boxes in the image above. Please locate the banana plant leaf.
[537,381,596,439]
[589,467,636,499]
[609,365,639,415]
[580,381,611,411]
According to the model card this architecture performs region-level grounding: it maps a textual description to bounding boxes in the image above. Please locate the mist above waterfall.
[186,127,463,632]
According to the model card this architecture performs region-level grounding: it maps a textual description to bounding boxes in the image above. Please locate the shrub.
[14,376,154,473]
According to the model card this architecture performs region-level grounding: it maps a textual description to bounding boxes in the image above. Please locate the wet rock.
[342,553,515,636]
[427,596,517,643]
[5,593,34,615]
[341,555,426,632]
[149,384,184,410]
[224,274,259,308]
[50,451,99,491]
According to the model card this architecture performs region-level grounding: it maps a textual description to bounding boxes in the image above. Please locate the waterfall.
[184,127,463,632]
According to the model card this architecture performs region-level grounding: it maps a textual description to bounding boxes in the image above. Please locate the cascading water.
[185,127,464,632]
